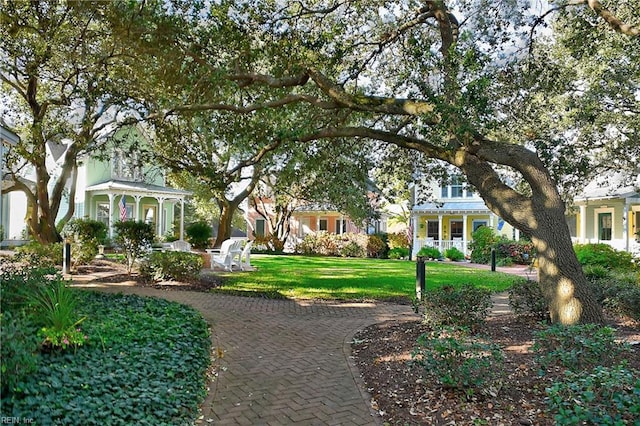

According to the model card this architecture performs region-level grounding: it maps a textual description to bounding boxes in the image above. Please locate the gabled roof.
[85,179,191,198]
[575,173,640,201]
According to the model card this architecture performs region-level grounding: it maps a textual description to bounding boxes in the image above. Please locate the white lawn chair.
[170,240,192,252]
[235,241,253,271]
[208,239,237,271]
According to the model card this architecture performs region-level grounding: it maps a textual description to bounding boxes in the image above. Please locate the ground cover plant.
[1,289,211,425]
[215,255,525,301]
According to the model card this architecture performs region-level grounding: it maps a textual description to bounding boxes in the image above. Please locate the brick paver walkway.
[73,276,418,425]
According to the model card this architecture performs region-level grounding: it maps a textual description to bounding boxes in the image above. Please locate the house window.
[472,220,487,232]
[97,203,110,225]
[335,219,346,234]
[450,177,463,198]
[143,205,156,228]
[441,186,448,198]
[427,220,439,240]
[319,218,328,231]
[255,218,265,237]
[450,220,463,239]
[598,212,612,241]
[113,149,142,181]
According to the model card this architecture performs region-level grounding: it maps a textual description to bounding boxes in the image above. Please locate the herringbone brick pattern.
[76,281,417,425]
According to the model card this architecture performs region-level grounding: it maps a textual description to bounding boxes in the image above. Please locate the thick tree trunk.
[459,146,604,324]
[213,202,236,248]
[529,204,604,324]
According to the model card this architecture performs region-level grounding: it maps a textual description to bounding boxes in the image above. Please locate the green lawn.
[214,255,525,301]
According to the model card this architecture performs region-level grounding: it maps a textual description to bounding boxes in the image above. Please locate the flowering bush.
[496,240,535,265]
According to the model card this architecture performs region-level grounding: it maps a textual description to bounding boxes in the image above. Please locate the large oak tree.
[146,0,637,324]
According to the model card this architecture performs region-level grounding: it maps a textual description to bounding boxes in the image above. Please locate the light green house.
[74,126,190,240]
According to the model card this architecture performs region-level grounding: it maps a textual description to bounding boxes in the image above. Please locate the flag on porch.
[119,195,127,221]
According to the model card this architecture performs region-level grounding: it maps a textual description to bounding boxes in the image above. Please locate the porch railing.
[413,238,468,257]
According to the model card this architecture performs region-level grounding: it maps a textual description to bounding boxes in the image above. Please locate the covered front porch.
[411,202,517,258]
[83,180,191,239]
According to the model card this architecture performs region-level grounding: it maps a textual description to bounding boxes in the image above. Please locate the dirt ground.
[352,314,639,426]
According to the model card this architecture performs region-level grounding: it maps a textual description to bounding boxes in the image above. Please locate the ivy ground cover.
[1,291,211,425]
[217,255,525,301]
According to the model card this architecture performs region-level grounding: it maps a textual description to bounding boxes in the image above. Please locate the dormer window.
[113,148,142,181]
[441,176,467,198]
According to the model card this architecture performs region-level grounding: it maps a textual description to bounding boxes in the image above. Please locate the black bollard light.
[416,256,426,300]
[491,247,496,272]
[63,240,71,274]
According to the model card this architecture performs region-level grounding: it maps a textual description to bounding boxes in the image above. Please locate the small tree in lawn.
[114,221,154,275]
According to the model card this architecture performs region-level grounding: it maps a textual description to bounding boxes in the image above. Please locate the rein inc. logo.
[1,418,34,424]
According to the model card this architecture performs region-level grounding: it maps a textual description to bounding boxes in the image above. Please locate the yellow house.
[572,174,640,255]
[411,177,517,257]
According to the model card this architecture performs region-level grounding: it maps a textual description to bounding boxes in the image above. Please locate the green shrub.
[113,221,154,274]
[185,221,212,249]
[469,226,501,264]
[61,218,108,245]
[387,232,410,249]
[417,246,441,259]
[422,284,492,330]
[444,247,465,261]
[574,243,636,271]
[340,241,365,258]
[0,259,58,313]
[587,271,640,320]
[388,247,409,259]
[532,324,631,373]
[140,251,203,282]
[14,241,63,268]
[0,311,40,394]
[61,218,109,267]
[545,365,640,425]
[367,234,387,258]
[496,240,535,265]
[412,326,505,399]
[508,280,549,320]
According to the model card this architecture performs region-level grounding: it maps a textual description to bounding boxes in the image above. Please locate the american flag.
[119,195,127,221]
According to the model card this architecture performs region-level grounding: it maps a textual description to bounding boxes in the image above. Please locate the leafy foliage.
[413,326,505,399]
[586,269,640,320]
[574,244,636,271]
[185,221,212,249]
[422,284,492,331]
[533,324,632,373]
[25,278,87,352]
[469,226,503,264]
[417,246,441,260]
[296,232,377,258]
[14,242,63,269]
[444,247,464,261]
[508,280,549,320]
[545,365,640,425]
[388,247,409,259]
[1,291,211,425]
[496,240,535,265]
[61,218,109,267]
[139,251,203,282]
[113,221,155,274]
[0,311,40,395]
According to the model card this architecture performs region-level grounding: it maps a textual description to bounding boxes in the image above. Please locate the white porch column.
[107,193,115,238]
[579,204,587,243]
[134,195,142,221]
[624,201,631,251]
[437,214,443,253]
[158,197,165,236]
[316,216,320,232]
[180,198,185,240]
[462,214,468,253]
